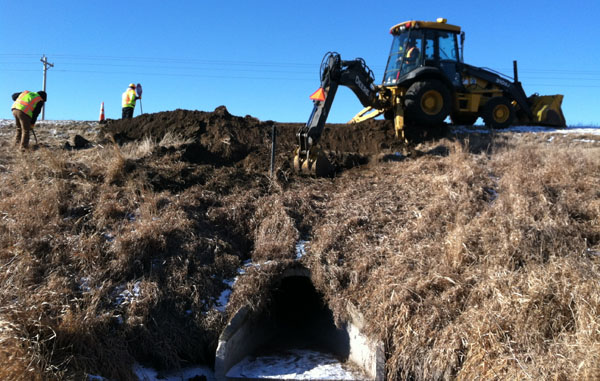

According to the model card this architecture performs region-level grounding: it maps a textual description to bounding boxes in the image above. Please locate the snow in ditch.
[130,349,366,381]
[131,350,366,381]
[226,349,365,380]
[451,124,600,135]
[133,363,215,381]
[87,363,215,381]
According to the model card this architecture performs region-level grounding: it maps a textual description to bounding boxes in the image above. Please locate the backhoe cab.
[294,18,566,176]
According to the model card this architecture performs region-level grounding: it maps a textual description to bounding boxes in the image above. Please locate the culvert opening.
[255,275,349,357]
[215,267,383,380]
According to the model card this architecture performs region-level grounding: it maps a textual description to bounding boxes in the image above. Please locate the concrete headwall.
[214,266,384,381]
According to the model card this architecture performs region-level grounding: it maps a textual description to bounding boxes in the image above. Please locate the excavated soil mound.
[102,106,443,176]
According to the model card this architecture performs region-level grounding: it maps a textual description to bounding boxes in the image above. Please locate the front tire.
[482,97,515,129]
[404,79,451,127]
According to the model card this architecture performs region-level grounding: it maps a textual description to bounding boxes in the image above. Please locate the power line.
[3,53,600,73]
[3,53,600,78]
[2,54,600,90]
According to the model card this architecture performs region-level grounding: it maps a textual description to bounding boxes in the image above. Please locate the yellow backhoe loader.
[294,18,566,176]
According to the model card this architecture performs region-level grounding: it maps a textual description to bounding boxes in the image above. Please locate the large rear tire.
[404,79,451,127]
[482,97,515,129]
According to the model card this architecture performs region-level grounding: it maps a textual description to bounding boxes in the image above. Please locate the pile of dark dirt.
[103,106,281,168]
[101,106,435,176]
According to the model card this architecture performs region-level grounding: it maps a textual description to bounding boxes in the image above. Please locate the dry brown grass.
[305,136,600,380]
[0,122,598,380]
[0,132,269,379]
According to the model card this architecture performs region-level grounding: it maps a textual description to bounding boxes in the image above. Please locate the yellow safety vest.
[12,91,43,118]
[406,47,419,59]
[122,88,136,108]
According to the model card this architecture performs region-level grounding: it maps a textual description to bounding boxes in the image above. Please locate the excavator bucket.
[528,94,567,127]
[293,147,333,177]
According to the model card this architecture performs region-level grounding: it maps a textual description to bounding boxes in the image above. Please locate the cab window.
[424,30,436,62]
[438,32,458,61]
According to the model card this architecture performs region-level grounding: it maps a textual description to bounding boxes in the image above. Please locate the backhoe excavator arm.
[294,52,381,175]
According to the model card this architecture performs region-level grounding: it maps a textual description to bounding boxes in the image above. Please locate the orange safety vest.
[122,88,137,108]
[12,91,43,118]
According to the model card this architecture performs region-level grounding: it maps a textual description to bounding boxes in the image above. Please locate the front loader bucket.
[528,94,567,127]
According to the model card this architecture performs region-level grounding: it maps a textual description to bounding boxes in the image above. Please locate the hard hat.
[128,83,135,88]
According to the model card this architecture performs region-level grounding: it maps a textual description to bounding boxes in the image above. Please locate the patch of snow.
[134,363,215,381]
[214,259,281,313]
[91,363,215,381]
[226,349,365,380]
[573,138,599,143]
[114,281,142,307]
[553,126,600,135]
[0,119,98,128]
[102,232,115,242]
[223,278,236,288]
[79,277,91,292]
[237,258,253,275]
[452,124,600,135]
[215,288,232,312]
[485,187,498,203]
[295,240,309,260]
[213,259,254,312]
[486,174,500,204]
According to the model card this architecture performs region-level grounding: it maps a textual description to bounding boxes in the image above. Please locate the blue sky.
[1,0,599,125]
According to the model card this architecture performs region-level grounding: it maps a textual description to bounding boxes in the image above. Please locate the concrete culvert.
[215,267,384,380]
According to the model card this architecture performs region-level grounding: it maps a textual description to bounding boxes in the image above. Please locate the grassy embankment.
[0,125,598,380]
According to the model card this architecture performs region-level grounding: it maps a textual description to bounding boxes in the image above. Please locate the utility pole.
[40,54,54,120]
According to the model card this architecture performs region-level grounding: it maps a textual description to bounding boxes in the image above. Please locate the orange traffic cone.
[99,102,105,122]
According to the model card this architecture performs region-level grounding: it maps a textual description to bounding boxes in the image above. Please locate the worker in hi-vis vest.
[121,83,140,119]
[11,90,47,150]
